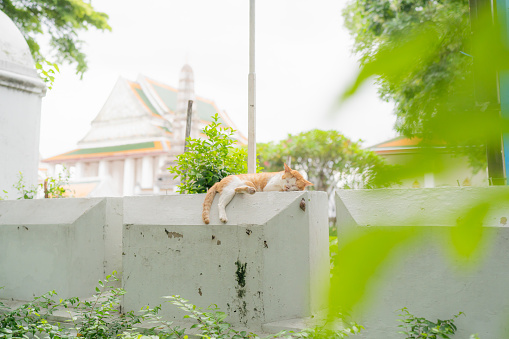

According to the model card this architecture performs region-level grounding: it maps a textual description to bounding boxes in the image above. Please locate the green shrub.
[168,114,252,194]
[397,307,464,339]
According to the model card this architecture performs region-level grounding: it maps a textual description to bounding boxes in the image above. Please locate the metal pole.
[184,100,193,153]
[248,0,256,173]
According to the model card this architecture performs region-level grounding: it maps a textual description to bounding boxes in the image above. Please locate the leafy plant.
[397,307,464,339]
[61,271,159,338]
[11,168,73,200]
[0,272,366,339]
[43,167,73,198]
[36,60,60,90]
[164,295,255,338]
[13,171,38,199]
[168,114,255,194]
[163,295,364,339]
[0,289,71,338]
[292,322,364,339]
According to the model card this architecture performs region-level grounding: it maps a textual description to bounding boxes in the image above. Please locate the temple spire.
[176,64,196,116]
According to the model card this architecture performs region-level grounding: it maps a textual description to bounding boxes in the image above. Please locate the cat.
[202,163,313,224]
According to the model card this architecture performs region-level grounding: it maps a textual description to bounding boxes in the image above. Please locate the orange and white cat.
[202,163,313,224]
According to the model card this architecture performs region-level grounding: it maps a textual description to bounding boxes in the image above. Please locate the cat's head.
[282,163,314,191]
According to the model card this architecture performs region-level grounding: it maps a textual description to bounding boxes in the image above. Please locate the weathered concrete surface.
[0,198,123,300]
[335,187,509,339]
[122,191,329,330]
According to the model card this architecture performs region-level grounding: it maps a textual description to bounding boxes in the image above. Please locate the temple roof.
[43,66,246,163]
[44,141,171,163]
[370,136,445,154]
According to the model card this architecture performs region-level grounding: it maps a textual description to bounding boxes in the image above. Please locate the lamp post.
[248,0,256,173]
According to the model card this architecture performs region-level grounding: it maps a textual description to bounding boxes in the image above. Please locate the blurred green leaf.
[330,227,420,317]
[449,203,489,259]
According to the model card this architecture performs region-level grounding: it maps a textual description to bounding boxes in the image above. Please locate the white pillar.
[98,160,110,180]
[46,163,55,178]
[153,156,166,195]
[123,158,135,196]
[247,0,256,173]
[74,162,84,179]
[424,173,435,188]
[141,156,153,189]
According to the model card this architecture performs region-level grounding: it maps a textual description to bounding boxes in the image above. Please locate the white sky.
[39,0,397,159]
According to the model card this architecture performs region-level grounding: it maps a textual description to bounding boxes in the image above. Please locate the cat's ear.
[284,163,291,173]
[304,180,314,187]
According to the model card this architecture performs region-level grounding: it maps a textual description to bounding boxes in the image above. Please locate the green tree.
[0,0,111,86]
[257,129,391,195]
[343,0,471,139]
[341,0,493,171]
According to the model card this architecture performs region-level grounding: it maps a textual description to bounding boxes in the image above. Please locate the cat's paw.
[220,216,228,223]
[247,187,256,194]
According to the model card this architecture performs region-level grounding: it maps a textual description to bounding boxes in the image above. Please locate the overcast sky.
[39,0,397,159]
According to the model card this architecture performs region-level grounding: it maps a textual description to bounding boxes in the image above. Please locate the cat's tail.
[202,183,219,224]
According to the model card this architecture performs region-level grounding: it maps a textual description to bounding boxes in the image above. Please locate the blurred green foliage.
[257,129,394,194]
[0,0,111,85]
[343,0,509,172]
[330,0,509,331]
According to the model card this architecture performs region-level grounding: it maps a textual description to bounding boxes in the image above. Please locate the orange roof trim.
[43,141,170,163]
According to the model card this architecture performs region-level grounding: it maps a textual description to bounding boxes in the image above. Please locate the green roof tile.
[134,88,161,116]
[196,100,225,124]
[152,84,178,112]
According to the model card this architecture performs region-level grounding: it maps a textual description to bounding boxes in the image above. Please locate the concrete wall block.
[334,188,509,339]
[122,192,329,329]
[0,198,123,300]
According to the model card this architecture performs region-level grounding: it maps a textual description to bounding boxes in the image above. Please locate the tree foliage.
[0,0,111,85]
[343,0,472,140]
[342,0,509,173]
[257,129,391,194]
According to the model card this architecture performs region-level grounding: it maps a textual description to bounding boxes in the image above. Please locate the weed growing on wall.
[168,114,251,194]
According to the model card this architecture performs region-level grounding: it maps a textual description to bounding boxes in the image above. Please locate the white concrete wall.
[335,187,509,339]
[0,198,123,300]
[122,192,329,329]
[0,193,329,331]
